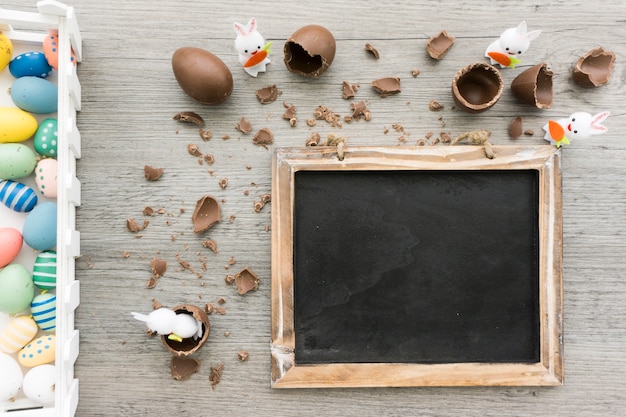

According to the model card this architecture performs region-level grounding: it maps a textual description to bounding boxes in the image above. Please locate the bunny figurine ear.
[247,17,257,33]
[590,111,610,134]
[234,21,248,36]
[516,21,541,41]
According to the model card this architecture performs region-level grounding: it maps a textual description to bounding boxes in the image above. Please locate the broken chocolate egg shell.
[192,195,221,233]
[172,47,233,105]
[509,116,523,139]
[234,267,260,295]
[572,47,616,87]
[171,356,200,381]
[161,304,210,356]
[284,25,336,77]
[510,63,553,109]
[426,30,455,60]
[451,62,503,113]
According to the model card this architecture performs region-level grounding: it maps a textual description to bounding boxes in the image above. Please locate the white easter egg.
[0,352,23,401]
[22,364,56,405]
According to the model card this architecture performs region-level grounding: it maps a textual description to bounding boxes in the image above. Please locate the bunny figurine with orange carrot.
[234,18,272,77]
[543,111,610,148]
[485,21,541,69]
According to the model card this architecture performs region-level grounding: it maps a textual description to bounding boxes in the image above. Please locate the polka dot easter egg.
[30,292,56,332]
[18,334,55,368]
[9,51,52,78]
[0,315,39,354]
[33,250,57,290]
[0,179,38,212]
[35,158,58,198]
[34,118,58,156]
[43,32,76,70]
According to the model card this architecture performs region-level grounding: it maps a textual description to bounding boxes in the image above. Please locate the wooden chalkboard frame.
[270,145,563,388]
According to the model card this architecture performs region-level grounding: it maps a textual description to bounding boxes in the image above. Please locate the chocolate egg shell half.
[572,47,616,87]
[161,304,210,356]
[451,62,503,113]
[284,25,336,77]
[510,63,553,109]
[172,47,233,105]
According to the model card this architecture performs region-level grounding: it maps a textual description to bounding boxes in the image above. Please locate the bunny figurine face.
[234,17,271,77]
[485,21,541,68]
[543,111,610,147]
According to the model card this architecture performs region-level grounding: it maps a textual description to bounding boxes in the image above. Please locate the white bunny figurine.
[234,17,271,77]
[543,111,610,147]
[485,21,541,68]
[131,308,204,342]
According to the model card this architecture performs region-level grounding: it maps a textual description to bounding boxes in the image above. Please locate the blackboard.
[271,146,563,387]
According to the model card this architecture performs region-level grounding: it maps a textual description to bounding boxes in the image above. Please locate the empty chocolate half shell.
[572,47,616,87]
[451,62,503,113]
[284,25,336,77]
[511,63,553,109]
[161,304,210,356]
[192,195,221,233]
[426,30,455,60]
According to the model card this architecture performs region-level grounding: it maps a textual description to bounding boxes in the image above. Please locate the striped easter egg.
[0,180,38,212]
[32,251,57,290]
[30,293,56,332]
[0,316,38,354]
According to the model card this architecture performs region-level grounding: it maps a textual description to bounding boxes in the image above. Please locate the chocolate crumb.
[428,100,444,111]
[364,43,380,59]
[150,257,167,277]
[127,218,149,232]
[209,364,224,389]
[222,135,231,140]
[440,132,452,143]
[171,356,200,381]
[199,128,212,141]
[234,267,260,295]
[224,331,231,337]
[256,85,282,104]
[411,68,420,77]
[350,100,371,121]
[417,138,427,146]
[187,144,202,157]
[191,195,221,233]
[371,77,401,97]
[235,117,252,133]
[524,129,535,136]
[254,201,265,213]
[306,118,316,127]
[342,81,360,99]
[204,154,215,165]
[219,178,228,190]
[122,251,131,258]
[313,105,342,128]
[238,350,250,361]
[253,128,274,147]
[144,165,163,181]
[225,275,235,285]
[205,303,214,314]
[282,102,297,126]
[426,30,455,60]
[228,256,236,266]
[146,277,157,289]
[143,206,155,216]
[217,297,226,305]
[151,298,162,309]
[509,116,523,139]
[261,194,271,204]
[214,307,226,315]
[228,215,236,224]
[425,131,433,140]
[306,132,321,146]
[173,111,204,127]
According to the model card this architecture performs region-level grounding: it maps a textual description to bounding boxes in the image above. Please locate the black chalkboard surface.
[293,170,540,365]
[270,146,563,387]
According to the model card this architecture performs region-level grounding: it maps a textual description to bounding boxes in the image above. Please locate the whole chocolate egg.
[284,25,336,77]
[171,47,233,105]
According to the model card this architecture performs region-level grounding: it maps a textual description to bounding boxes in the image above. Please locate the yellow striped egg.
[18,334,55,368]
[0,316,38,354]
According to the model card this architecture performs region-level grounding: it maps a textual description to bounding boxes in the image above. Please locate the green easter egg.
[0,143,37,180]
[33,118,58,157]
[0,264,35,314]
[33,251,57,290]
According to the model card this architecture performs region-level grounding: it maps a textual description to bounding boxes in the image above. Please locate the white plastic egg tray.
[0,1,81,416]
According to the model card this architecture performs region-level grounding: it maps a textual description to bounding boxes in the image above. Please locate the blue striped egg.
[32,251,57,290]
[30,292,56,332]
[0,180,38,212]
[9,52,53,78]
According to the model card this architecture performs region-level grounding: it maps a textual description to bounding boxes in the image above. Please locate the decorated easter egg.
[34,158,58,198]
[0,315,38,354]
[34,118,58,156]
[0,32,12,72]
[23,202,57,251]
[9,51,52,78]
[18,334,55,367]
[33,251,57,290]
[23,364,56,405]
[0,143,38,179]
[0,107,38,143]
[0,227,23,268]
[10,76,58,114]
[31,292,56,332]
[0,180,38,212]
[43,33,76,70]
[0,352,23,402]
[0,264,34,314]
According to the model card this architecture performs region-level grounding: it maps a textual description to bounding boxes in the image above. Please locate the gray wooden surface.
[6,0,626,415]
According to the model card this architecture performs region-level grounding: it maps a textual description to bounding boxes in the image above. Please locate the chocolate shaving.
[150,257,167,277]
[426,30,455,60]
[364,43,380,59]
[171,356,200,381]
[371,77,401,97]
[313,105,342,127]
[253,128,274,147]
[256,85,282,104]
[173,111,204,127]
[234,267,260,295]
[209,364,224,389]
[306,132,321,146]
[235,117,252,133]
[144,165,163,181]
[126,218,149,232]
